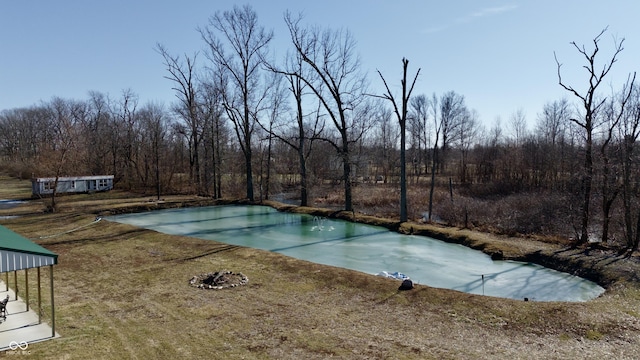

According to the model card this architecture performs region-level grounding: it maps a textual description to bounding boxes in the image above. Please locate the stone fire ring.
[189,270,248,290]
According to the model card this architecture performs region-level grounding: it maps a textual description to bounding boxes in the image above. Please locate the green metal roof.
[0,224,58,260]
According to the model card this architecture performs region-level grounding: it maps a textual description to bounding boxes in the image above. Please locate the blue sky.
[1,1,639,129]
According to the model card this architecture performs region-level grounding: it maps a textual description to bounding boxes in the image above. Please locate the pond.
[109,205,605,302]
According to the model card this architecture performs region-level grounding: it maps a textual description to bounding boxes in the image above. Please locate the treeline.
[1,6,639,251]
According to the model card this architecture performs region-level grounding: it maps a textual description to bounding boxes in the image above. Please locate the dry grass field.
[1,176,640,359]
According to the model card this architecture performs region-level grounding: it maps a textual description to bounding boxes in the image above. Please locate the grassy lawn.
[1,177,639,359]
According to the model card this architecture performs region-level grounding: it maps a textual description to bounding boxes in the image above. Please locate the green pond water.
[109,205,605,301]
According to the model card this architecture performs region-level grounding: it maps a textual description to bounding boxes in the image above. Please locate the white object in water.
[376,271,410,280]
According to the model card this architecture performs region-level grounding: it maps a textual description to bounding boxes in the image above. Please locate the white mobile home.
[32,175,114,196]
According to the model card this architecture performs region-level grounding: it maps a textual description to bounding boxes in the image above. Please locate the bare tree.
[619,81,640,250]
[439,91,466,174]
[199,4,273,201]
[427,94,441,221]
[138,102,169,200]
[508,108,528,147]
[284,53,321,206]
[112,89,140,190]
[536,99,572,189]
[80,91,113,175]
[456,108,480,184]
[0,106,47,173]
[374,58,420,222]
[555,27,625,244]
[156,44,203,194]
[257,71,290,201]
[199,80,227,198]
[408,94,433,183]
[473,116,502,184]
[407,93,441,221]
[370,107,398,184]
[105,96,125,184]
[283,12,368,212]
[537,99,569,146]
[262,45,327,206]
[42,98,83,211]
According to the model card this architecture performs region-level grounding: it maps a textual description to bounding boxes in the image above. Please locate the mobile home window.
[98,179,108,188]
[44,182,54,190]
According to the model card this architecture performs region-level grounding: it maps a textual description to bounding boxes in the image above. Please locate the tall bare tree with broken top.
[555,27,625,244]
[374,58,420,222]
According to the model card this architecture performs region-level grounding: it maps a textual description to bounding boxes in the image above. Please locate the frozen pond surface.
[109,205,605,301]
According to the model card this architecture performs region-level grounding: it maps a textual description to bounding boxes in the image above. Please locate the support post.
[25,268,29,311]
[13,270,17,300]
[50,265,55,337]
[37,267,42,324]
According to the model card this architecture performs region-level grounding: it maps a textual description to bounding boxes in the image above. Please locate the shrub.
[436,191,575,237]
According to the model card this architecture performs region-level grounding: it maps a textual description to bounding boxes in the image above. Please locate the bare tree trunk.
[265,125,273,201]
[633,213,640,253]
[428,94,440,222]
[580,134,593,243]
[50,176,59,212]
[623,138,636,248]
[296,80,309,206]
[297,92,309,206]
[428,146,438,221]
[155,136,161,201]
[342,145,353,212]
[214,117,223,199]
[245,138,255,201]
[211,122,219,198]
[375,58,420,222]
